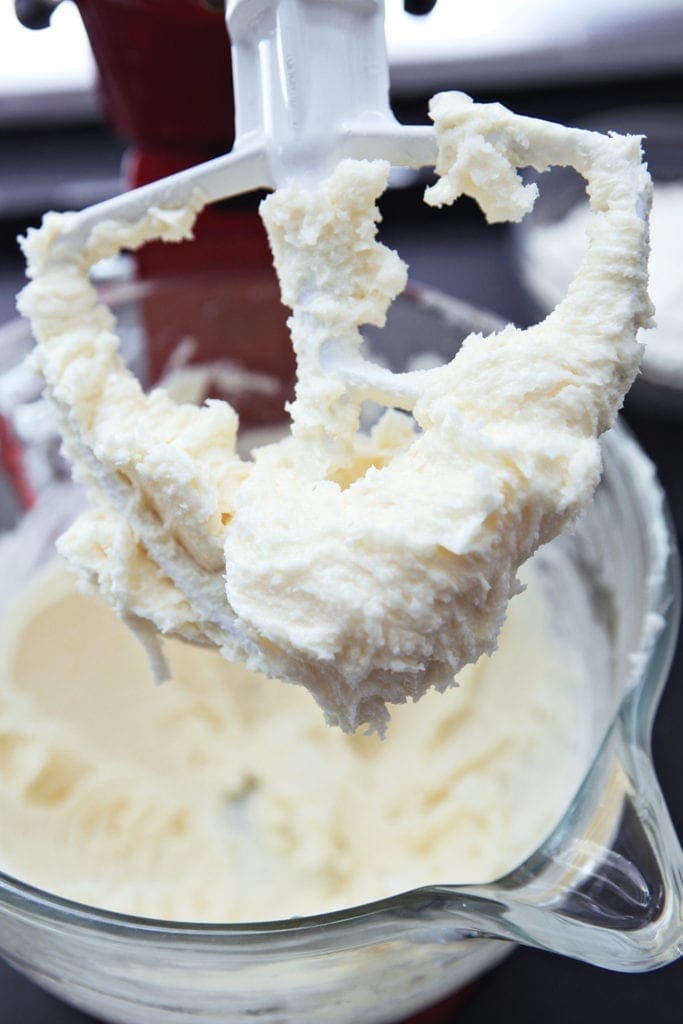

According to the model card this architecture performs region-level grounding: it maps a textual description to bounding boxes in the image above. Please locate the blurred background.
[0,1,681,1021]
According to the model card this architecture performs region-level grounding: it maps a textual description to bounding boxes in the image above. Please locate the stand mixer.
[7,0,666,725]
[0,4,681,1021]
[15,0,437,269]
[27,1,437,256]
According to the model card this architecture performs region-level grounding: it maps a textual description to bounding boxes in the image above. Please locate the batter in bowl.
[0,556,587,922]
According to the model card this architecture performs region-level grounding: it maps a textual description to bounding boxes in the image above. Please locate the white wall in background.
[1,0,682,102]
[0,1,94,95]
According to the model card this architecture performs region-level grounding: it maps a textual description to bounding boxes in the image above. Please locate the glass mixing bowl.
[0,271,680,1024]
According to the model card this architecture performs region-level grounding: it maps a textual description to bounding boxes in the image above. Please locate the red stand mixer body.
[75,0,292,396]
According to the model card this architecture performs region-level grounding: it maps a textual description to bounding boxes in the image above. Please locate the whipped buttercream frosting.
[0,558,588,921]
[17,93,652,734]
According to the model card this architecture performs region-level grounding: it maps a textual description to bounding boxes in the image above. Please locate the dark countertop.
[0,90,681,1023]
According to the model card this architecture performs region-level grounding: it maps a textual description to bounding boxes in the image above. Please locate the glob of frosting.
[17,93,652,734]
